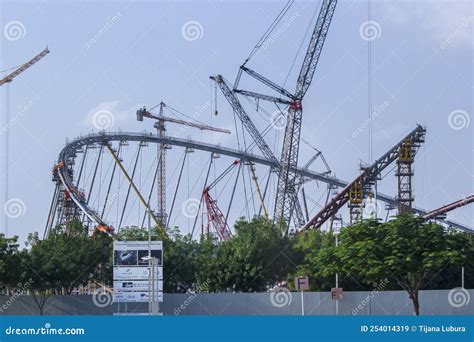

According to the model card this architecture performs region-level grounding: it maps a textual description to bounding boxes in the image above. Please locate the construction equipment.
[203,160,240,240]
[301,125,426,231]
[0,47,50,85]
[137,102,230,227]
[211,74,308,228]
[423,195,474,220]
[233,0,338,231]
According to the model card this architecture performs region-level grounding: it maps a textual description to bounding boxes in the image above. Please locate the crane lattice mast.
[137,102,230,227]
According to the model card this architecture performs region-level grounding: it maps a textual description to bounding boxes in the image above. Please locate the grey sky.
[0,0,472,242]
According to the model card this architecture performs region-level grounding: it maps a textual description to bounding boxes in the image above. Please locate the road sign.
[295,276,309,291]
[331,287,343,300]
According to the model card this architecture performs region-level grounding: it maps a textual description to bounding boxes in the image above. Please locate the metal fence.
[0,290,472,316]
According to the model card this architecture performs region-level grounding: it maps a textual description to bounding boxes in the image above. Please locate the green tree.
[325,215,469,315]
[20,222,112,315]
[198,217,296,292]
[0,234,21,294]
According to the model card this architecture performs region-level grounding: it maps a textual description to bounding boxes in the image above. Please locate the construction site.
[0,0,473,321]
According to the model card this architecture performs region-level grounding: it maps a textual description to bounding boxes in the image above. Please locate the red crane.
[423,195,474,220]
[203,160,240,240]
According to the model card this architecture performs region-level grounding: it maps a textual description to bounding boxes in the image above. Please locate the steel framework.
[45,130,472,238]
[301,125,426,231]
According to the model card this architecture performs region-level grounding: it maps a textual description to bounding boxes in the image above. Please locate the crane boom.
[274,0,337,231]
[295,0,337,99]
[0,47,50,86]
[210,75,279,164]
[423,195,474,220]
[211,74,307,227]
[137,106,231,134]
[301,125,426,231]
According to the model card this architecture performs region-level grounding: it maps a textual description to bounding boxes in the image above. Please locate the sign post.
[295,276,309,316]
[113,240,163,315]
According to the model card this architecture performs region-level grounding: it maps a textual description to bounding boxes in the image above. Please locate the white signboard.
[114,291,163,303]
[113,241,163,305]
[114,280,163,292]
[113,266,163,280]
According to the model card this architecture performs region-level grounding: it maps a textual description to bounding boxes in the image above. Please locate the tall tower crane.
[136,102,230,226]
[210,74,306,227]
[233,0,337,230]
[0,47,50,86]
[1,47,50,236]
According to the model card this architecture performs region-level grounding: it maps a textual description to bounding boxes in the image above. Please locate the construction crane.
[210,74,306,227]
[233,0,338,231]
[0,47,50,86]
[136,102,231,227]
[423,194,474,221]
[1,47,50,236]
[301,125,426,231]
[203,160,240,240]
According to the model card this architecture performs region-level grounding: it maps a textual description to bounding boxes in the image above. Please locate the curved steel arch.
[53,132,473,233]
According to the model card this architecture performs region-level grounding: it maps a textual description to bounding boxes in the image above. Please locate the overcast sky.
[0,0,472,242]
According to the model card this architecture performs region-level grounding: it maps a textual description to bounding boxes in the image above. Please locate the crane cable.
[244,0,294,65]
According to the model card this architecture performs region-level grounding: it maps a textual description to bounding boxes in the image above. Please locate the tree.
[0,234,21,294]
[20,222,112,315]
[325,215,469,315]
[197,217,296,292]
